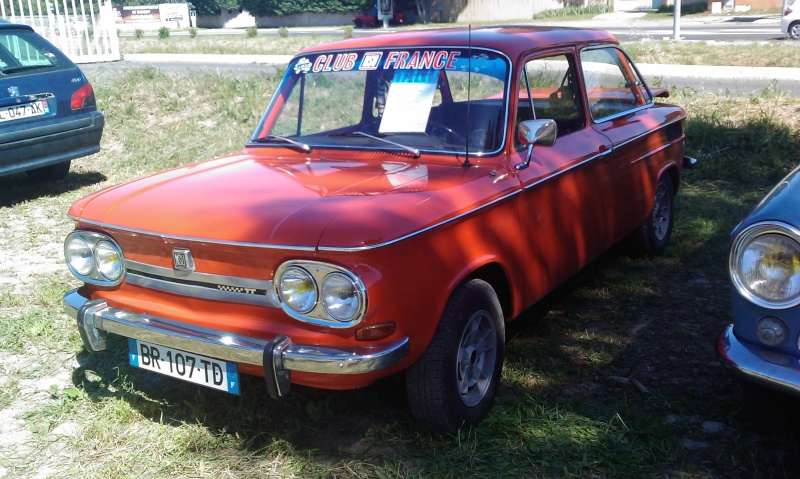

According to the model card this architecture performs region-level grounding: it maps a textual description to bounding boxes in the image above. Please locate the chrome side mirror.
[515,119,557,170]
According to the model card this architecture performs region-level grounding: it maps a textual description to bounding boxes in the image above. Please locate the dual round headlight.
[730,222,800,309]
[64,231,125,285]
[276,262,365,326]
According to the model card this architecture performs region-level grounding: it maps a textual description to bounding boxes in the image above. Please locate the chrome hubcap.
[456,310,497,407]
[652,183,671,241]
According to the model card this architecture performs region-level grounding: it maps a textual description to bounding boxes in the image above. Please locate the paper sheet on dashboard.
[379,71,437,134]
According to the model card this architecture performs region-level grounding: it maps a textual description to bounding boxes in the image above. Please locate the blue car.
[0,19,103,181]
[718,164,800,395]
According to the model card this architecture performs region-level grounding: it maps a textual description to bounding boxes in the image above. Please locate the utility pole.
[673,0,682,40]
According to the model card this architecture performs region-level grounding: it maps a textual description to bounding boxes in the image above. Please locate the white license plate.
[128,339,240,394]
[0,100,49,123]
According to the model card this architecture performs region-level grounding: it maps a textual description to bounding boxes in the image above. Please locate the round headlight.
[279,266,317,313]
[731,226,800,308]
[65,236,93,276]
[95,240,123,281]
[321,272,361,322]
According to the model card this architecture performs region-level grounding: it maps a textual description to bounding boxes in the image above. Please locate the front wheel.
[406,279,505,434]
[631,175,674,256]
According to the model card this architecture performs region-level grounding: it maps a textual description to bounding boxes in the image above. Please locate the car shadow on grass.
[0,170,107,208]
[71,336,417,455]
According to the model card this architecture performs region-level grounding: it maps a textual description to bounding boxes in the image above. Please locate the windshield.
[252,48,510,156]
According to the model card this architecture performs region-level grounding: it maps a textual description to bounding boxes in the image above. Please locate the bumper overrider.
[717,324,800,396]
[63,288,410,398]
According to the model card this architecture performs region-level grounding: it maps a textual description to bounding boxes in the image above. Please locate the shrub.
[533,4,612,19]
[343,25,353,39]
[188,27,197,38]
[245,26,258,38]
[278,26,288,38]
[134,28,144,39]
[657,2,708,14]
[158,26,170,39]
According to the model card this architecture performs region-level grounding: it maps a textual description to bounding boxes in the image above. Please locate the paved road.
[570,12,786,41]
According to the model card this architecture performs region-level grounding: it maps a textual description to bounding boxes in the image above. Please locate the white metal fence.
[1,0,120,63]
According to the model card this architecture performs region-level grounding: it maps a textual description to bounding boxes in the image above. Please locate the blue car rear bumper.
[0,110,104,176]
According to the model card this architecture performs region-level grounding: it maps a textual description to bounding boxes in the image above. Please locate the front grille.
[125,260,278,307]
[665,121,683,142]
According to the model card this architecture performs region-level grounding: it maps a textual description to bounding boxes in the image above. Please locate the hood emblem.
[172,248,195,272]
[8,86,19,97]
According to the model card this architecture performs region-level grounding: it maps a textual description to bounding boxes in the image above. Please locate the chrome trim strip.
[522,149,611,192]
[590,103,652,124]
[125,260,279,307]
[67,217,317,252]
[317,188,522,252]
[65,288,410,375]
[717,324,800,396]
[607,118,684,151]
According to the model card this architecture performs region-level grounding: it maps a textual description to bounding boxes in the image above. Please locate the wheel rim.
[792,24,800,39]
[456,310,497,407]
[651,182,671,241]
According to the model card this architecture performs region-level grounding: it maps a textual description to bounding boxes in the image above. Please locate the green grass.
[0,70,799,478]
[119,35,800,68]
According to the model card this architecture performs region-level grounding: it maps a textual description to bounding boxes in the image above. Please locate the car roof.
[299,25,618,59]
[0,19,33,30]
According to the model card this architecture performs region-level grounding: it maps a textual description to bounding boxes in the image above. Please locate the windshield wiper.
[353,131,420,158]
[252,134,311,153]
[1,64,55,74]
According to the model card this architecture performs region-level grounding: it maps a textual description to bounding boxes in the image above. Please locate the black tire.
[790,21,800,40]
[354,19,363,28]
[26,161,71,182]
[406,278,505,434]
[631,175,674,256]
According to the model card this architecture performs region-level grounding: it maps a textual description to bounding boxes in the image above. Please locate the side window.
[516,53,584,147]
[580,47,651,121]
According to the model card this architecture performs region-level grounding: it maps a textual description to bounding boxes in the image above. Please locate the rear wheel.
[406,279,505,434]
[631,175,674,256]
[26,161,71,182]
[790,21,800,40]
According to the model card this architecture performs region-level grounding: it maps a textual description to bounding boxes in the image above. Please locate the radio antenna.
[462,22,472,167]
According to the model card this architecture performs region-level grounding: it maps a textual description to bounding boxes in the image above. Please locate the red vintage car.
[63,26,692,433]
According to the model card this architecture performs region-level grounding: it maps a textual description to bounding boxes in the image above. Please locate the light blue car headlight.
[730,222,800,309]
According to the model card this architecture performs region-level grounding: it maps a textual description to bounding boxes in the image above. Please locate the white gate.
[1,0,120,63]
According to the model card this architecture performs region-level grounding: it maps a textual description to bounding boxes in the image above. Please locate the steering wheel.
[426,121,467,146]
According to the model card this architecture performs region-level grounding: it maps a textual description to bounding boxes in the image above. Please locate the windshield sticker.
[384,50,460,70]
[378,69,437,134]
[294,57,312,74]
[294,50,464,75]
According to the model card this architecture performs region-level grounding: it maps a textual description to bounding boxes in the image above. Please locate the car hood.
[734,164,800,235]
[69,150,511,249]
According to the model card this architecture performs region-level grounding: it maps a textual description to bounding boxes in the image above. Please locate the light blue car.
[718,164,800,396]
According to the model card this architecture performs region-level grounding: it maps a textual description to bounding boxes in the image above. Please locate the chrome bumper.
[717,324,800,396]
[63,288,409,398]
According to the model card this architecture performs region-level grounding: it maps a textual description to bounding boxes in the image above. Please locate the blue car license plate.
[128,339,239,394]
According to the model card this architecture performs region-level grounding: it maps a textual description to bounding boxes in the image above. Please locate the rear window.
[0,28,69,76]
